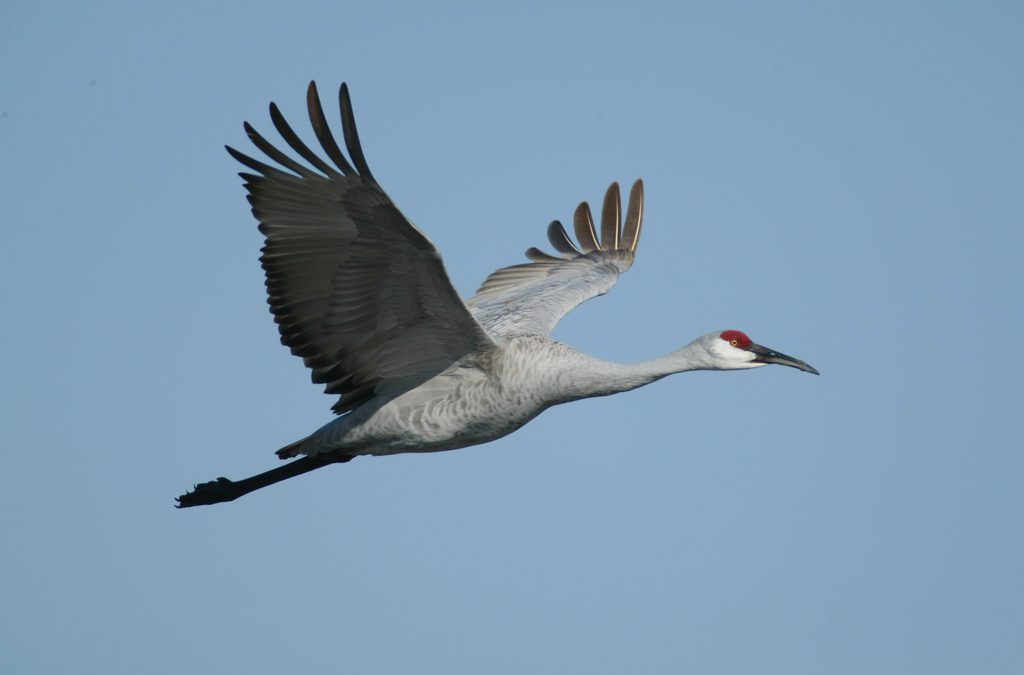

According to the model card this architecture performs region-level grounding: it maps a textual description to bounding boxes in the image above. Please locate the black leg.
[175,453,353,508]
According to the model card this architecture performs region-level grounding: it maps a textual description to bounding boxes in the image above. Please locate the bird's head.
[698,329,819,374]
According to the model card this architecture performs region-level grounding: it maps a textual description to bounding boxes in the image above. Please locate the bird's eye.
[730,339,739,347]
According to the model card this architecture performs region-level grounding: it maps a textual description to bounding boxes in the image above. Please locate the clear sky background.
[2,2,1022,673]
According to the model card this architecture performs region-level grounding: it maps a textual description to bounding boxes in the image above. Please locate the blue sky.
[2,1,1022,673]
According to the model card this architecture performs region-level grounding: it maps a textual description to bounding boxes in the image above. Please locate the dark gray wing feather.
[229,82,493,414]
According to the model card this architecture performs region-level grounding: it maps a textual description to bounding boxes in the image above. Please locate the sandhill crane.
[176,82,818,508]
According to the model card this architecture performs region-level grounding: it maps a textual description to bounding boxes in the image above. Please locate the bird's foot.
[175,477,239,508]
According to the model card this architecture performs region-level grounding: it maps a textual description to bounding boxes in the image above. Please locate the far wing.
[228,82,494,414]
[467,180,644,337]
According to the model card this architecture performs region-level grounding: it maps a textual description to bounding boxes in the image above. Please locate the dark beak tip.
[752,343,819,375]
[794,360,820,375]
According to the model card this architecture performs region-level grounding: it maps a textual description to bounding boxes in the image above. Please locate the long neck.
[557,339,716,400]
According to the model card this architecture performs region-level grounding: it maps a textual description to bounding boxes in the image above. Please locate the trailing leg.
[175,453,353,508]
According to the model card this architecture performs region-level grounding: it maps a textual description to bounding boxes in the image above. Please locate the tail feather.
[276,436,311,459]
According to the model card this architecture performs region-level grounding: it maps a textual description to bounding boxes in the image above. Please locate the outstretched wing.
[467,180,644,337]
[228,82,494,414]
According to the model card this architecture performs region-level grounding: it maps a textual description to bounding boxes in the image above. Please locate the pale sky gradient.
[2,2,1022,673]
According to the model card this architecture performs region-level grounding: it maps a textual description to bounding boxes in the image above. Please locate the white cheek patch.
[712,339,763,369]
[735,350,764,369]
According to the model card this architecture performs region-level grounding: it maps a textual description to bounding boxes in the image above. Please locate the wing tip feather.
[531,178,645,259]
[546,220,583,257]
[623,178,644,253]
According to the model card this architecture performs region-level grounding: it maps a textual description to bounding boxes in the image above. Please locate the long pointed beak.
[748,343,819,375]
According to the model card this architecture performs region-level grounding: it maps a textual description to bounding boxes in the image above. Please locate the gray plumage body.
[176,82,817,507]
[299,335,685,457]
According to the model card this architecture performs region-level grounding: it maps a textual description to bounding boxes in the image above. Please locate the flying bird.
[176,82,818,508]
